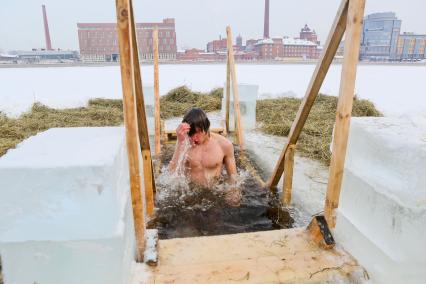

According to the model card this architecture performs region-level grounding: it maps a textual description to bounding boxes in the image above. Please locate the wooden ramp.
[137,228,367,283]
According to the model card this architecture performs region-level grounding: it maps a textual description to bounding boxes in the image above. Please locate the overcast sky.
[1,0,425,51]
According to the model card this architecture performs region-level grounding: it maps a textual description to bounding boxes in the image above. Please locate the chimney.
[263,0,270,39]
[42,5,52,50]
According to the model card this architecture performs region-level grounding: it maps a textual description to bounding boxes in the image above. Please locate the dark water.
[148,144,295,239]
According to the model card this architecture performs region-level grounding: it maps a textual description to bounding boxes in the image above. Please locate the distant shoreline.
[1,60,425,69]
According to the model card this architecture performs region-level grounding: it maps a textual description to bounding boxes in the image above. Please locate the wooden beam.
[225,48,231,133]
[325,0,366,228]
[115,0,145,262]
[283,144,295,205]
[153,26,161,156]
[128,0,156,217]
[267,0,349,188]
[226,26,244,149]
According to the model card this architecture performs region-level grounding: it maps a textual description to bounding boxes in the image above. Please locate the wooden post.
[325,0,366,228]
[153,26,161,156]
[115,0,145,262]
[225,48,231,133]
[283,144,295,205]
[128,0,155,217]
[226,26,244,149]
[267,0,349,189]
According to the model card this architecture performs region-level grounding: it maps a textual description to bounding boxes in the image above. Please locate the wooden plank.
[143,228,364,283]
[325,0,366,228]
[226,26,244,149]
[115,0,145,261]
[267,0,349,188]
[283,144,295,205]
[225,48,231,133]
[153,26,161,156]
[128,0,155,217]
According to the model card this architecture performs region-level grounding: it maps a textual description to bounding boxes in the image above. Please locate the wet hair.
[182,108,210,137]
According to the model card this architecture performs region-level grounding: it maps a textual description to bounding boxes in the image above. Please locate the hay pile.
[160,86,222,119]
[0,100,123,157]
[0,87,380,166]
[256,94,381,164]
[0,86,223,157]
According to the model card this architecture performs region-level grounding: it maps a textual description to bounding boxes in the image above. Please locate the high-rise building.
[360,12,401,60]
[396,32,426,61]
[77,18,177,62]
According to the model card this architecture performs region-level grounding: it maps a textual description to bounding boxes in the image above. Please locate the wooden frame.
[267,0,349,189]
[226,26,245,149]
[115,0,146,261]
[153,26,161,156]
[128,0,156,218]
[266,0,365,230]
[325,0,366,228]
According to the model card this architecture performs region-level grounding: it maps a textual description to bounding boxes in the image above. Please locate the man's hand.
[225,187,242,207]
[176,123,190,142]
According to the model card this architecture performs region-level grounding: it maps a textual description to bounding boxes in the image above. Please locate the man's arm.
[168,123,190,172]
[223,140,241,207]
[223,141,237,183]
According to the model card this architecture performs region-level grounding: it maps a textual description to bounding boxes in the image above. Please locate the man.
[168,108,241,206]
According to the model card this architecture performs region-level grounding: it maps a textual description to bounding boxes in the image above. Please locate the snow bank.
[0,127,136,284]
[1,64,425,117]
[334,116,426,284]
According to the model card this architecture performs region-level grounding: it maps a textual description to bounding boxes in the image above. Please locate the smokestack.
[42,5,53,50]
[263,0,270,39]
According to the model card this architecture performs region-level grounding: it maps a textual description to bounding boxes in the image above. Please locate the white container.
[221,84,258,131]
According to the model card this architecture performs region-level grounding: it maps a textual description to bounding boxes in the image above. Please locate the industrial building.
[77,19,177,62]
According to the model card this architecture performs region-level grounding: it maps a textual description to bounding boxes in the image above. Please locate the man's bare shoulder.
[211,133,234,152]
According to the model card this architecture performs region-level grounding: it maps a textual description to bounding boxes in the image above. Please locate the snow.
[143,229,158,265]
[334,116,426,284]
[0,64,425,117]
[0,127,136,284]
[282,37,317,46]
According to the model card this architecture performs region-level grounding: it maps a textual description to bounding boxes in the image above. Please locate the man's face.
[189,128,208,145]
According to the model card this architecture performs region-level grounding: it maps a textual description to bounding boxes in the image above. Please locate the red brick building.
[77,18,177,62]
[254,38,284,60]
[283,37,321,59]
[299,24,320,45]
[206,37,227,53]
[177,49,226,61]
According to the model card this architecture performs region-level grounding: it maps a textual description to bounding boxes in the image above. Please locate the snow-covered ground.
[0,63,425,117]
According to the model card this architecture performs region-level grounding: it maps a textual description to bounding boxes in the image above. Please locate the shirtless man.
[168,108,241,206]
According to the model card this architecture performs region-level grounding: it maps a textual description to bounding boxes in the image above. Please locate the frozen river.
[0,63,425,117]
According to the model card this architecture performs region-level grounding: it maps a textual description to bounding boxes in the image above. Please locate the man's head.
[182,108,210,145]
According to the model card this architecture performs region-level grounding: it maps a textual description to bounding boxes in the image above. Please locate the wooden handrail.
[283,144,295,205]
[267,0,349,189]
[325,0,366,228]
[153,26,161,156]
[225,46,231,134]
[115,0,145,262]
[128,0,155,217]
[226,26,244,149]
